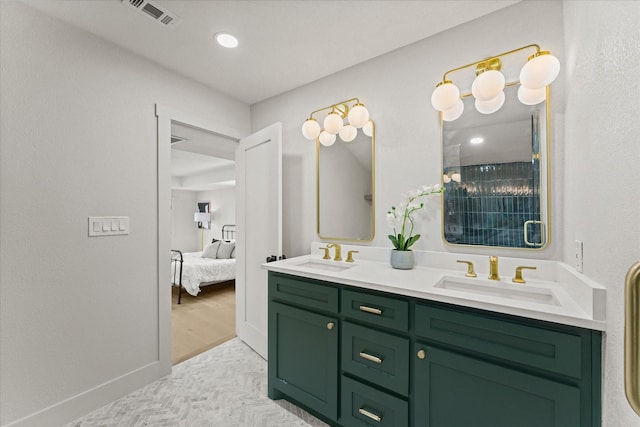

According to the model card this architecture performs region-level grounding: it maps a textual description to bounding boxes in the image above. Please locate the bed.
[171,224,236,304]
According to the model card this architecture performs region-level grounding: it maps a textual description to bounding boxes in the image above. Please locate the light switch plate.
[89,216,129,237]
[575,240,583,273]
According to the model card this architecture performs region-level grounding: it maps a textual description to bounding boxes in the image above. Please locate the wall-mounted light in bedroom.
[194,211,211,250]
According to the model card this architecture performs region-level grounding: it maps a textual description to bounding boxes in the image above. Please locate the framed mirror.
[442,84,550,249]
[317,122,375,241]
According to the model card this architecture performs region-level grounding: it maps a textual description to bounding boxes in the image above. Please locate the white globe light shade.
[301,118,321,140]
[347,104,370,128]
[362,120,374,137]
[319,131,336,146]
[442,99,464,122]
[451,173,461,183]
[339,125,357,142]
[323,112,343,134]
[430,82,460,111]
[519,53,560,89]
[475,91,505,114]
[471,70,506,101]
[518,86,546,105]
[443,174,451,184]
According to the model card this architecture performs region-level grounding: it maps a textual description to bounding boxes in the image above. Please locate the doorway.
[168,120,240,364]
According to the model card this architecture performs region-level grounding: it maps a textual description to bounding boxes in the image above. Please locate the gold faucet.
[346,250,359,263]
[326,243,342,261]
[456,260,477,277]
[513,266,537,284]
[319,247,331,259]
[488,256,500,280]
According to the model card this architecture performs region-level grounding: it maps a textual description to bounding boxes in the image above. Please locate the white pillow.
[202,241,221,259]
[216,241,235,259]
[230,246,236,259]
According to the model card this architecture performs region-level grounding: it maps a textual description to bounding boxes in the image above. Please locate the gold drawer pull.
[359,305,382,315]
[359,351,383,364]
[326,322,335,330]
[358,407,382,422]
[417,349,426,360]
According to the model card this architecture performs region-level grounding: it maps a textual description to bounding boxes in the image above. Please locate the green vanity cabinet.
[268,274,340,422]
[414,303,602,427]
[267,271,602,427]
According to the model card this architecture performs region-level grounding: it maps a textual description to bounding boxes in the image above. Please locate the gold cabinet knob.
[327,322,335,330]
[417,349,426,359]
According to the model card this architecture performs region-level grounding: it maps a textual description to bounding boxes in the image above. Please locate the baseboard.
[2,360,171,427]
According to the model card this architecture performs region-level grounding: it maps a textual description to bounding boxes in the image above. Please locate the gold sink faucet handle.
[319,247,331,260]
[488,256,500,280]
[513,266,537,284]
[326,243,342,261]
[456,260,477,277]
[346,250,359,263]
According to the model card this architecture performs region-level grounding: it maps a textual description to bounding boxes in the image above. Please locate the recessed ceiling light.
[470,137,484,144]
[215,32,238,48]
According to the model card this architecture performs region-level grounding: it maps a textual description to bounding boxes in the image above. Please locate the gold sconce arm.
[440,44,542,83]
[625,261,640,416]
[308,97,361,120]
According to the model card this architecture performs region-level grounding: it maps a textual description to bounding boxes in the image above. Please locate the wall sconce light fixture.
[431,44,560,121]
[301,98,372,146]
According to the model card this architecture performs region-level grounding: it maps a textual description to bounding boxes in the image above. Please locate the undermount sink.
[435,276,559,306]
[295,260,354,273]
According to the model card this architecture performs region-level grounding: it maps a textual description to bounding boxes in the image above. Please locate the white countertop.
[263,251,606,331]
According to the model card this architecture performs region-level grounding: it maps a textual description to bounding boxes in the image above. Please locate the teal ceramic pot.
[390,250,414,270]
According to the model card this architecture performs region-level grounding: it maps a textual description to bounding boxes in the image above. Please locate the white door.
[235,122,282,359]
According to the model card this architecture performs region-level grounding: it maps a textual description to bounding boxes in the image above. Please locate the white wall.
[251,1,640,424]
[171,190,198,252]
[0,2,250,426]
[251,1,565,260]
[196,187,237,243]
[563,1,640,425]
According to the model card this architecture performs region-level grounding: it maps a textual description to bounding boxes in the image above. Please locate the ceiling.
[22,0,520,105]
[23,0,521,191]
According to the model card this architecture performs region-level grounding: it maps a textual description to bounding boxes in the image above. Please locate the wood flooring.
[171,281,236,365]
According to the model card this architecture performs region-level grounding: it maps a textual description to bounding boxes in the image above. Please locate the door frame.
[155,104,243,370]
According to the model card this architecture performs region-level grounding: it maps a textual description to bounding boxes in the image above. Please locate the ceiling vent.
[122,0,181,29]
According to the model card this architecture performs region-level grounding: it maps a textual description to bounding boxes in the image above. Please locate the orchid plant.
[387,184,444,251]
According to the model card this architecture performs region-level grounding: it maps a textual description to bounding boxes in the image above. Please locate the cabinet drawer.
[342,289,408,332]
[269,273,338,313]
[415,304,584,379]
[342,322,409,396]
[341,376,408,427]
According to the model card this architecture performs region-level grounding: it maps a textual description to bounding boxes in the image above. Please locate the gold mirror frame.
[317,121,375,242]
[440,84,552,250]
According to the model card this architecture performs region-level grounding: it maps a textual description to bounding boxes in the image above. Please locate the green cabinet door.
[268,301,339,421]
[413,342,581,427]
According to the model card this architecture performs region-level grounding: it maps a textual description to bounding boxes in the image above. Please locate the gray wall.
[563,1,640,424]
[0,2,250,425]
[251,0,565,260]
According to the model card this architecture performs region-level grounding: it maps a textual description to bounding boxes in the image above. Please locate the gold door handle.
[625,261,640,415]
[326,322,335,330]
[417,349,426,360]
[359,352,383,364]
[359,305,382,315]
[358,408,382,422]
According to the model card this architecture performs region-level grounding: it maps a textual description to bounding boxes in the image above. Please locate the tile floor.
[65,338,328,427]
